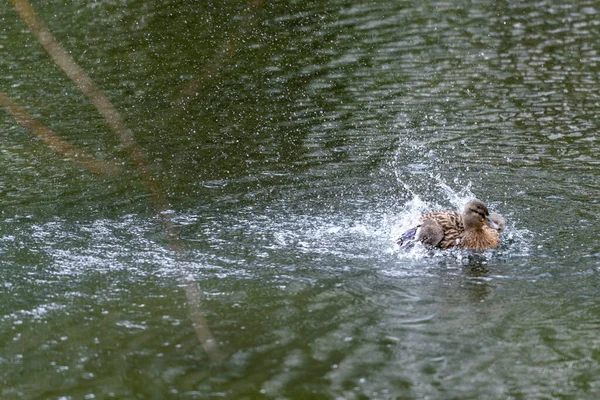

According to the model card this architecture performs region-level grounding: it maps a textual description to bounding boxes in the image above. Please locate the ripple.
[2,0,600,398]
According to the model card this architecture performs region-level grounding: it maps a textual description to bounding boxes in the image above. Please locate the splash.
[389,176,531,263]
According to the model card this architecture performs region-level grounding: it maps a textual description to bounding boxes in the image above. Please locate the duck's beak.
[485,216,500,231]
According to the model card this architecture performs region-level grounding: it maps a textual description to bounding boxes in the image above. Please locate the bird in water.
[488,212,506,233]
[397,200,503,250]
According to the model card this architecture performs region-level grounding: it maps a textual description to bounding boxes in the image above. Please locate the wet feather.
[398,201,501,251]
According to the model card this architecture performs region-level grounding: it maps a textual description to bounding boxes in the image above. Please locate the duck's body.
[398,200,501,251]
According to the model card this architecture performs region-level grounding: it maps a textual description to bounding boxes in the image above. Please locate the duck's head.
[463,200,500,231]
[488,212,506,232]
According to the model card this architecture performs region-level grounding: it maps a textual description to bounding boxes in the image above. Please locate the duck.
[481,211,506,245]
[397,200,502,250]
[488,212,506,233]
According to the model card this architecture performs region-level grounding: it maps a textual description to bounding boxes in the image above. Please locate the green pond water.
[2,0,600,398]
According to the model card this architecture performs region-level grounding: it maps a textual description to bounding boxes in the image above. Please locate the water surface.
[2,0,600,398]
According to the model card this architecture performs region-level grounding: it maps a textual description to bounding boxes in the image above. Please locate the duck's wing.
[416,219,444,247]
[420,211,464,249]
[397,227,418,247]
[397,222,444,248]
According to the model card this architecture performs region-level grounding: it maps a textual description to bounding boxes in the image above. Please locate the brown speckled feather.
[460,228,500,250]
[418,211,500,250]
[420,211,464,249]
[398,200,502,250]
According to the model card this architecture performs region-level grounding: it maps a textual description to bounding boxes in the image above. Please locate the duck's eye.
[471,208,485,216]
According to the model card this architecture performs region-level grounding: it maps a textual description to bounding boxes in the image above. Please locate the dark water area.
[2,0,600,398]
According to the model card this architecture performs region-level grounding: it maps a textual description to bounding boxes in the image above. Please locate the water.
[2,0,600,398]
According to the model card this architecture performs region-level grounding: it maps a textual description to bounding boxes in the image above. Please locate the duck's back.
[420,211,464,249]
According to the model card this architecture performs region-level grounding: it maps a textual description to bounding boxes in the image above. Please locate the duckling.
[481,212,506,245]
[397,200,501,250]
[488,212,506,233]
